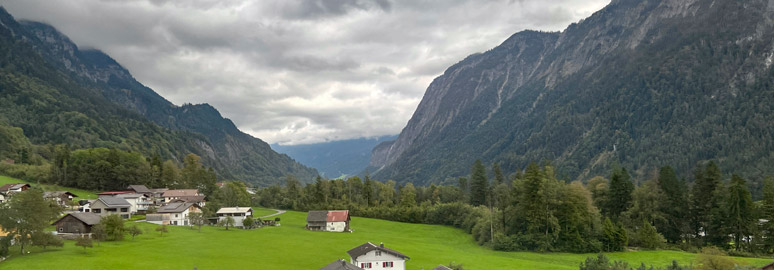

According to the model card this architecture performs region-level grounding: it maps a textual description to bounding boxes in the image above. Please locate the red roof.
[327,210,350,222]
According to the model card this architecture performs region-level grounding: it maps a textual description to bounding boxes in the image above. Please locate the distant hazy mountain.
[370,0,774,185]
[273,135,397,178]
[0,7,318,185]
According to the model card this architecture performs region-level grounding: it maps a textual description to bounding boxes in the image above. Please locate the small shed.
[52,212,101,234]
[306,211,328,231]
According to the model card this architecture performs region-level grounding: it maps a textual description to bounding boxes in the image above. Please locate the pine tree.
[690,162,722,242]
[493,162,505,186]
[605,167,634,220]
[470,160,489,206]
[656,166,689,243]
[726,174,754,251]
[762,177,774,253]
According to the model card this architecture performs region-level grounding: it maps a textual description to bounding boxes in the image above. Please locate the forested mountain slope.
[371,0,774,185]
[0,7,318,185]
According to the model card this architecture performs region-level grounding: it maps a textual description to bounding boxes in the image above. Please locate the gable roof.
[320,259,364,270]
[327,210,350,222]
[0,183,30,192]
[307,211,328,222]
[52,212,101,226]
[127,185,151,193]
[158,201,198,213]
[169,195,205,203]
[162,189,199,197]
[43,191,77,198]
[116,193,145,199]
[347,242,409,260]
[217,207,253,214]
[432,265,453,270]
[96,196,131,207]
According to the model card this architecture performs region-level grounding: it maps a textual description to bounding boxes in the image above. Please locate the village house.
[126,185,152,195]
[115,193,152,214]
[321,259,365,270]
[217,207,253,227]
[0,183,30,194]
[347,242,409,270]
[90,196,132,219]
[43,191,78,207]
[52,212,101,235]
[306,210,351,232]
[162,189,205,206]
[148,201,201,226]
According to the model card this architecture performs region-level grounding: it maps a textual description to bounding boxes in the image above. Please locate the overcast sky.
[2,0,609,145]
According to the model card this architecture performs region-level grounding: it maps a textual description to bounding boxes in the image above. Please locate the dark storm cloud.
[1,0,609,145]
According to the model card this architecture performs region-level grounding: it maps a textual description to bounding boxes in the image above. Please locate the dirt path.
[258,209,286,219]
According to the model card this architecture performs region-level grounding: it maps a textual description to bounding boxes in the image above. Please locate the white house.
[115,193,152,214]
[90,197,132,219]
[347,242,409,270]
[0,193,5,203]
[162,189,200,203]
[216,207,253,227]
[148,201,201,226]
[306,210,351,232]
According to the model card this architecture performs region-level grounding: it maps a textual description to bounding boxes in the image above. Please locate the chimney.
[380,242,384,248]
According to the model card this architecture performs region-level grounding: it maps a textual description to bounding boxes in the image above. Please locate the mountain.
[370,0,774,185]
[272,135,397,178]
[0,7,318,185]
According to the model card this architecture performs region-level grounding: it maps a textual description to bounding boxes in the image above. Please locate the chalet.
[90,197,132,219]
[43,191,78,207]
[347,242,409,270]
[321,259,365,270]
[116,193,152,214]
[162,189,202,204]
[432,265,453,270]
[216,207,253,227]
[149,188,168,205]
[763,262,774,270]
[52,212,101,235]
[148,201,201,226]
[0,183,30,194]
[306,210,351,232]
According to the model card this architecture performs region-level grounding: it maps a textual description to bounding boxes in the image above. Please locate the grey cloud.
[2,0,610,145]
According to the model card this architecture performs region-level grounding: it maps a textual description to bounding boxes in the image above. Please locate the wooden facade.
[54,215,92,234]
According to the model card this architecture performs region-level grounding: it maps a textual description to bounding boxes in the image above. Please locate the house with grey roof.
[147,201,201,226]
[90,196,132,219]
[321,259,364,270]
[432,265,453,270]
[307,211,328,231]
[126,185,152,194]
[116,193,152,214]
[52,212,101,235]
[44,191,78,207]
[347,242,409,270]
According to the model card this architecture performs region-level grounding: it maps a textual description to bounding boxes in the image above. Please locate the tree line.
[255,160,774,255]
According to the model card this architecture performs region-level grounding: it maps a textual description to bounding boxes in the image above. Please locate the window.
[360,263,372,269]
[58,227,63,232]
[121,208,128,212]
[93,209,101,213]
[383,262,394,268]
[375,251,381,256]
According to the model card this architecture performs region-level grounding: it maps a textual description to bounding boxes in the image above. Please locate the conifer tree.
[726,174,754,251]
[605,167,634,220]
[470,160,489,206]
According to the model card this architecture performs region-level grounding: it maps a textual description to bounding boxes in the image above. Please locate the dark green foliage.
[579,254,630,270]
[656,166,689,243]
[725,175,754,251]
[31,231,63,249]
[691,162,723,244]
[469,160,488,206]
[127,225,142,240]
[604,167,634,221]
[0,188,61,254]
[90,223,106,246]
[602,218,628,252]
[762,177,774,253]
[75,236,93,253]
[243,216,255,229]
[156,225,168,236]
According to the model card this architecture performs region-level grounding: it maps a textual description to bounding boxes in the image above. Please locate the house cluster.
[306,210,351,232]
[0,183,30,203]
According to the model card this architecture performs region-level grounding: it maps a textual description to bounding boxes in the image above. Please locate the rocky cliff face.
[0,8,318,185]
[372,0,774,184]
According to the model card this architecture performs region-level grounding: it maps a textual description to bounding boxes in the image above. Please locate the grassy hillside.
[1,210,770,269]
[0,175,97,199]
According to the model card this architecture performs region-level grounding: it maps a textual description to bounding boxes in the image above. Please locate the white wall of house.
[90,200,131,219]
[327,221,347,232]
[351,250,406,270]
[218,212,251,227]
[0,193,5,203]
[169,209,190,226]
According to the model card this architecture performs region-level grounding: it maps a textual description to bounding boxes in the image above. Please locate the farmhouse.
[43,191,78,207]
[306,210,351,232]
[347,242,409,270]
[52,212,101,235]
[148,201,201,226]
[0,183,30,194]
[321,259,364,270]
[90,196,132,219]
[162,189,200,203]
[217,207,253,227]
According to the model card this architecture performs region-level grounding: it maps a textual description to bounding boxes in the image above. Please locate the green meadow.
[0,175,97,199]
[1,209,771,270]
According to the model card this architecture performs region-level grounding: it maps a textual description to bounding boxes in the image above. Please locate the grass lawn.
[0,175,97,199]
[1,210,771,270]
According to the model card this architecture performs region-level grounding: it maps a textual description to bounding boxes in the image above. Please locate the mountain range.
[0,7,318,186]
[370,0,774,185]
[272,135,396,179]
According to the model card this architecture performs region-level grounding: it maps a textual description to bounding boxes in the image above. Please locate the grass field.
[1,210,771,270]
[0,175,97,199]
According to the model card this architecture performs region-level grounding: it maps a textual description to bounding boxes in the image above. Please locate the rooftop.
[347,242,409,260]
[97,196,132,207]
[217,207,253,214]
[53,212,101,226]
[320,259,364,270]
[162,189,199,197]
[158,201,198,213]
